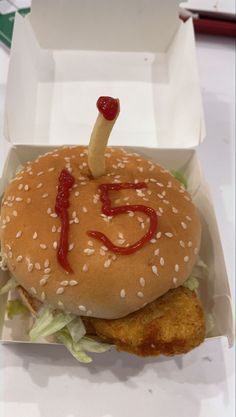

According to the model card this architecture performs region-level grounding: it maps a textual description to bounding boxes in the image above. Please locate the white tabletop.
[0,34,235,417]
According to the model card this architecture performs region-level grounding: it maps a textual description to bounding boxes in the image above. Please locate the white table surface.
[0,34,235,417]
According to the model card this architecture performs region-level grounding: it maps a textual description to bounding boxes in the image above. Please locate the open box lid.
[4,0,206,148]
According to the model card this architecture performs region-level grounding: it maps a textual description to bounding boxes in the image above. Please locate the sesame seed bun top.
[0,146,201,319]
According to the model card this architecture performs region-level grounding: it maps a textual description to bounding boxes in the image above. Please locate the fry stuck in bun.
[0,97,206,363]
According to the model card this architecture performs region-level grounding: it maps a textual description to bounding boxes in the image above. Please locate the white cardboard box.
[0,0,233,347]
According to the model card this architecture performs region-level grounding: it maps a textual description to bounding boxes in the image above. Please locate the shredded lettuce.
[0,250,8,271]
[183,276,199,291]
[29,306,75,341]
[0,276,18,295]
[6,299,28,319]
[67,317,86,343]
[56,328,93,364]
[183,257,209,291]
[77,337,112,353]
[170,170,188,189]
[56,328,112,363]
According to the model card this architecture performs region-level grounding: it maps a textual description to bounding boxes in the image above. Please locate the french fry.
[88,98,120,178]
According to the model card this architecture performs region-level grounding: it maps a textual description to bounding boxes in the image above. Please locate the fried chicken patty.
[83,287,205,356]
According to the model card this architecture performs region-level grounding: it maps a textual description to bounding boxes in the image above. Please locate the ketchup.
[97,96,119,121]
[88,183,158,255]
[55,169,75,273]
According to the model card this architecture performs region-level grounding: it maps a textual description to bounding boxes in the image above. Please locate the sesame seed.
[184,195,191,201]
[186,216,192,222]
[41,292,46,301]
[172,207,178,214]
[175,264,179,272]
[100,249,106,256]
[160,257,165,266]
[184,256,189,263]
[82,206,88,213]
[37,171,44,176]
[181,221,187,230]
[18,184,23,190]
[173,277,178,286]
[79,305,86,312]
[128,211,134,217]
[42,193,49,199]
[15,197,23,202]
[58,301,64,308]
[141,223,145,229]
[69,243,74,251]
[163,200,169,205]
[165,232,173,238]
[28,263,33,272]
[24,185,29,191]
[69,280,78,286]
[33,232,38,239]
[8,251,13,259]
[39,278,47,286]
[150,239,157,244]
[137,217,144,223]
[16,255,23,262]
[156,182,164,187]
[27,198,31,204]
[188,241,193,247]
[167,181,172,188]
[120,289,126,298]
[88,240,93,247]
[16,231,22,238]
[84,248,95,255]
[139,277,145,287]
[156,232,162,239]
[104,259,112,268]
[40,244,47,249]
[12,210,18,217]
[75,191,80,197]
[50,213,58,218]
[52,225,57,232]
[53,241,58,249]
[157,193,164,199]
[35,263,41,270]
[48,167,55,172]
[74,217,79,223]
[101,246,108,251]
[179,240,185,248]
[61,280,69,286]
[154,248,160,256]
[36,183,43,189]
[44,268,51,274]
[82,264,88,272]
[152,265,158,275]
[137,291,144,298]
[47,208,52,214]
[44,259,50,268]
[31,287,37,295]
[56,287,64,295]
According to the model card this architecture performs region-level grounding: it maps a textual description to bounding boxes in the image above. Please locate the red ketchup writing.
[88,183,158,255]
[97,96,119,121]
[55,169,75,273]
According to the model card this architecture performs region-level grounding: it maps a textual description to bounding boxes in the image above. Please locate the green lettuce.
[170,170,188,189]
[56,328,112,363]
[0,276,18,295]
[29,306,75,341]
[183,257,209,291]
[29,307,112,363]
[6,299,28,319]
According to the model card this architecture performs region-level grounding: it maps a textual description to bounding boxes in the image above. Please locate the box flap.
[4,1,206,148]
[28,0,180,52]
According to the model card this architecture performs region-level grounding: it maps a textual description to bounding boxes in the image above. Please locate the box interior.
[5,11,205,149]
[0,145,233,346]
